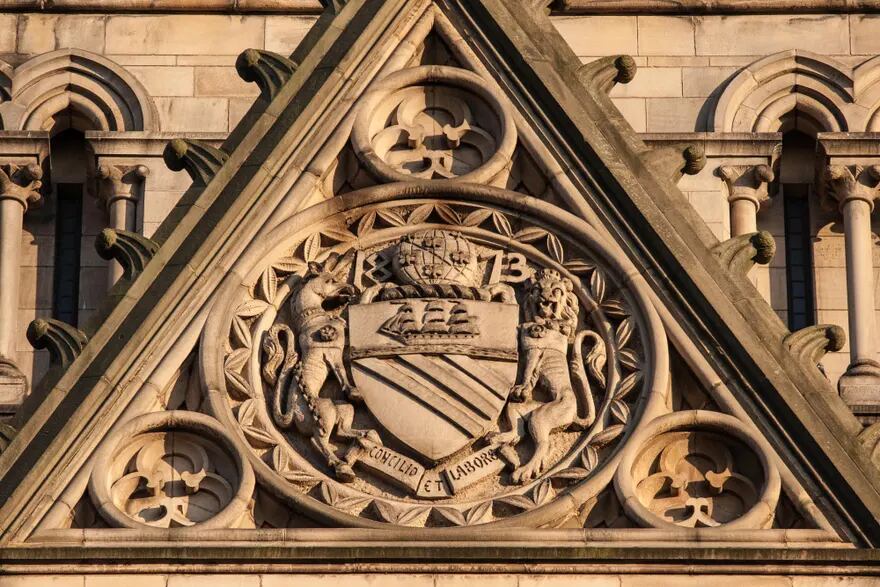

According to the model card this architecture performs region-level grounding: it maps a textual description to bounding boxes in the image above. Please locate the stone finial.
[784,324,846,368]
[26,318,88,369]
[0,163,43,211]
[95,228,159,282]
[163,139,229,187]
[718,164,774,208]
[712,230,776,277]
[577,55,637,95]
[236,49,298,102]
[96,164,149,212]
[824,164,880,210]
[641,143,706,184]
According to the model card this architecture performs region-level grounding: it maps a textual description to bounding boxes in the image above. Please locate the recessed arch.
[713,50,853,134]
[3,49,157,133]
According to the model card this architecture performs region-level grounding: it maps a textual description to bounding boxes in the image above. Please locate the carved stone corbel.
[95,228,159,282]
[784,324,846,370]
[711,230,776,277]
[163,139,229,187]
[823,164,880,420]
[718,164,774,237]
[0,162,43,406]
[236,49,298,101]
[26,318,88,369]
[577,55,638,95]
[97,163,149,288]
[641,144,706,184]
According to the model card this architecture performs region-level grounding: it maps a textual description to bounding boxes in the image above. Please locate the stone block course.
[264,15,319,55]
[850,15,880,54]
[610,98,646,132]
[552,16,638,56]
[646,97,707,131]
[155,97,229,132]
[0,14,17,53]
[682,66,739,97]
[610,67,682,98]
[105,15,264,55]
[694,15,850,56]
[128,66,195,97]
[84,576,167,587]
[195,67,259,97]
[17,14,106,55]
[638,16,695,55]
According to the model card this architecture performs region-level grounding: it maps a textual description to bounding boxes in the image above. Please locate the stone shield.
[348,298,519,461]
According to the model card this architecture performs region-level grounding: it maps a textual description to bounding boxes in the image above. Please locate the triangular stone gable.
[1,0,880,566]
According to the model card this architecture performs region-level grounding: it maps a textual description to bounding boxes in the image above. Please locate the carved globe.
[392,229,481,287]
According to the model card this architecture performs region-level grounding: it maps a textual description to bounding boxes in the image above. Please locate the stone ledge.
[4,0,880,13]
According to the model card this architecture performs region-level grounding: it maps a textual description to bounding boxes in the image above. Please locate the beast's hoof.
[334,463,356,482]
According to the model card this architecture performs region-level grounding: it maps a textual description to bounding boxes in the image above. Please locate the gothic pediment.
[2,0,880,571]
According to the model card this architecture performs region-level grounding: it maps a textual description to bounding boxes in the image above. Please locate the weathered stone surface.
[155,97,229,132]
[105,15,265,55]
[609,67,682,98]
[638,16,695,55]
[552,16,638,56]
[195,66,260,97]
[265,15,320,54]
[128,66,195,97]
[694,15,849,55]
[17,14,106,54]
[646,97,706,131]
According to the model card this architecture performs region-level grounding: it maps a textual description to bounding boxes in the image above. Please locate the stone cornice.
[558,0,880,13]
[641,133,781,158]
[3,0,879,13]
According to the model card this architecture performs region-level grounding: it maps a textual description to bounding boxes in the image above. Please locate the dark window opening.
[782,183,815,331]
[52,183,83,325]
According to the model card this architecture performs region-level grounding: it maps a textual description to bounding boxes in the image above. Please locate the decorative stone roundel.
[202,182,669,529]
[614,410,781,529]
[351,66,517,183]
[88,411,255,529]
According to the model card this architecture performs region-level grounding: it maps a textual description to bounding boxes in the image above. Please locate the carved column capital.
[824,164,880,212]
[0,163,43,211]
[97,163,149,211]
[719,164,774,208]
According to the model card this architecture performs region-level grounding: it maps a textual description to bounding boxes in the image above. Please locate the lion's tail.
[262,324,300,429]
[569,330,606,430]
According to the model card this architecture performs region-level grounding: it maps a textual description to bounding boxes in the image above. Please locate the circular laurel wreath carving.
[202,183,669,529]
[351,66,517,184]
[88,411,255,529]
[614,411,781,530]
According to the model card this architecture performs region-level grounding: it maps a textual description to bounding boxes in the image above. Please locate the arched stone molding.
[0,49,157,133]
[854,56,880,131]
[713,50,853,134]
[0,60,12,129]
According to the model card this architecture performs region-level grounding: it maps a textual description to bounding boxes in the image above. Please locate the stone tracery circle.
[88,411,255,529]
[614,410,781,530]
[351,65,517,183]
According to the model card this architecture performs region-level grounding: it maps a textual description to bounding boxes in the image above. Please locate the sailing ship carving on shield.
[261,228,604,497]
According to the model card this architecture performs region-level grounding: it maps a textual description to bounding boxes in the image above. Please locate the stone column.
[0,163,43,407]
[97,163,149,288]
[719,164,775,237]
[826,164,880,419]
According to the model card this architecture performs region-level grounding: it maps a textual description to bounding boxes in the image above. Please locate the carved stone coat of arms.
[200,178,680,530]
